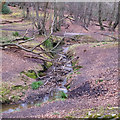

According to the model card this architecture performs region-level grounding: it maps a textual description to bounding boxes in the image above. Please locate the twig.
[23,28,29,38]
[64,56,79,66]
[33,70,41,79]
[18,37,35,44]
[0,19,24,24]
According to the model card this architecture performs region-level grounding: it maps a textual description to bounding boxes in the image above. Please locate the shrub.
[2,4,12,14]
[31,81,44,90]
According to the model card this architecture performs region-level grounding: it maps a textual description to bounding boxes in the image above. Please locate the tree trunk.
[86,3,93,27]
[53,2,58,32]
[42,2,49,35]
[108,2,116,31]
[98,3,105,30]
[118,1,120,37]
[26,7,30,19]
[58,2,64,31]
[35,3,43,35]
[112,3,119,31]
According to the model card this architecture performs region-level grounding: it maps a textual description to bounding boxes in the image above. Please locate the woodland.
[0,1,120,119]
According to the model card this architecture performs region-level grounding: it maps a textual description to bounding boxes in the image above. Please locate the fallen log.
[0,18,24,24]
[94,23,109,28]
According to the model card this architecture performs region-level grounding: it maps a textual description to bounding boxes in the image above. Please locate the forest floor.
[1,6,119,118]
[2,41,119,118]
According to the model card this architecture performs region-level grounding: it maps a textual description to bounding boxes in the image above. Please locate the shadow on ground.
[68,81,108,98]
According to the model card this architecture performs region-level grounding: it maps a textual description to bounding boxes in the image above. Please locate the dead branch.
[18,37,35,44]
[23,28,29,38]
[64,56,79,67]
[0,42,52,62]
[33,70,41,79]
[51,16,56,34]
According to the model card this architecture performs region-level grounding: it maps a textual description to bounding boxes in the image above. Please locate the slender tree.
[112,3,119,31]
[98,2,105,30]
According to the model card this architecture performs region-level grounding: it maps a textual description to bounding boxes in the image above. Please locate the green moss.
[23,36,30,40]
[73,35,97,43]
[73,66,83,71]
[35,102,42,107]
[95,79,104,84]
[43,38,53,49]
[11,85,28,90]
[46,62,53,69]
[67,85,71,90]
[96,44,100,46]
[22,42,39,48]
[76,72,81,74]
[53,112,60,115]
[38,72,46,77]
[0,83,11,103]
[31,81,44,90]
[57,91,68,99]
[22,70,37,79]
[103,114,116,118]
[65,115,74,119]
[0,82,27,103]
[12,31,20,37]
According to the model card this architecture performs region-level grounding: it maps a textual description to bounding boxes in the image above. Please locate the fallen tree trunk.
[0,18,24,24]
[94,23,109,28]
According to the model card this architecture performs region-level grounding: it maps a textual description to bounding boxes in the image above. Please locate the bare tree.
[108,2,117,31]
[98,2,105,30]
[42,2,49,34]
[112,3,119,31]
[118,2,120,36]
[86,3,94,27]
[57,2,65,31]
[53,2,58,32]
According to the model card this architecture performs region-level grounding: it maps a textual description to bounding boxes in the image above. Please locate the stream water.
[2,46,73,114]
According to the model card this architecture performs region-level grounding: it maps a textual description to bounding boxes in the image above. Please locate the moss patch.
[21,70,37,79]
[46,62,53,69]
[0,82,28,103]
[31,81,44,90]
[65,106,120,118]
[73,35,97,43]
